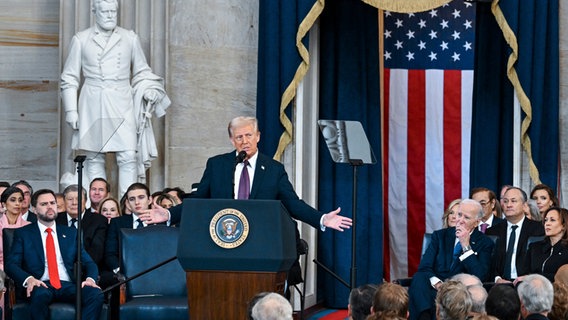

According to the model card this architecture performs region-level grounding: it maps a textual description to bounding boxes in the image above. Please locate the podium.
[177,199,297,320]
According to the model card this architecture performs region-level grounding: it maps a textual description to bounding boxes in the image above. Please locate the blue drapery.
[256,0,558,308]
[470,0,559,191]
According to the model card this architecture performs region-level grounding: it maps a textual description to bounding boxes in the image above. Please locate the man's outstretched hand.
[322,207,352,231]
[139,199,170,224]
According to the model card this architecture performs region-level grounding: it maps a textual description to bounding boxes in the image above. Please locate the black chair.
[118,226,188,320]
[2,228,109,320]
[291,238,309,319]
[393,233,431,287]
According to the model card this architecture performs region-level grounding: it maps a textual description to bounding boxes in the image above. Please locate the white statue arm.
[60,35,82,130]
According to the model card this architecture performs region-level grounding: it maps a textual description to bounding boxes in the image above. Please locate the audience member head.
[89,177,110,212]
[368,282,408,320]
[125,183,152,214]
[435,280,472,320]
[455,199,483,237]
[470,187,498,222]
[554,264,568,285]
[501,187,528,224]
[500,185,513,208]
[549,281,568,320]
[347,283,378,320]
[98,197,122,222]
[31,189,58,225]
[120,192,131,215]
[1,186,25,217]
[443,199,461,228]
[525,199,542,221]
[517,274,553,318]
[0,181,10,196]
[530,184,558,215]
[469,315,498,320]
[467,285,488,315]
[542,207,568,245]
[55,193,66,213]
[485,284,520,320]
[250,292,292,320]
[11,180,33,214]
[247,292,270,320]
[63,184,88,218]
[156,193,179,209]
[451,273,482,287]
[163,187,185,204]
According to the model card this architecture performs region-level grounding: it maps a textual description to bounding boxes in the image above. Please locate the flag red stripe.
[443,70,463,206]
[406,69,426,275]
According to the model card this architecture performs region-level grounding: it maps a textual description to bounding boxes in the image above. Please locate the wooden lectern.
[177,199,297,320]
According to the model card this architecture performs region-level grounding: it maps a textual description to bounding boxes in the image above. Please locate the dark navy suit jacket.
[170,151,323,228]
[56,209,108,267]
[104,214,134,270]
[5,223,98,287]
[408,227,494,319]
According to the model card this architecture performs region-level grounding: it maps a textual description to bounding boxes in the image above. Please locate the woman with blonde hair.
[442,199,461,228]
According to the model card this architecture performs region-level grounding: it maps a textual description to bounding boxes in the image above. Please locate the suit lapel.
[31,224,45,263]
[249,154,268,199]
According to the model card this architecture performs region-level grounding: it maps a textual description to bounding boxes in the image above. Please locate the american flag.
[382,1,476,280]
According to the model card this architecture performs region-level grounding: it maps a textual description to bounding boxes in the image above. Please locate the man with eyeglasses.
[11,180,37,223]
[470,187,504,233]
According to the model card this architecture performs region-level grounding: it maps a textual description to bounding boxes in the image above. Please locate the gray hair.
[251,292,292,320]
[228,116,258,138]
[526,199,542,221]
[461,199,484,220]
[63,184,87,199]
[467,285,488,314]
[451,273,482,287]
[517,274,553,314]
[436,280,472,320]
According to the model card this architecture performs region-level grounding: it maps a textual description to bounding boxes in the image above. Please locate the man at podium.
[142,116,352,283]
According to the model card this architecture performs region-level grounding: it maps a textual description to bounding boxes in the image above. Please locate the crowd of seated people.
[3,180,568,320]
[0,178,188,319]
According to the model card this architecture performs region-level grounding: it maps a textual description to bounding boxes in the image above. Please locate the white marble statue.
[60,0,170,196]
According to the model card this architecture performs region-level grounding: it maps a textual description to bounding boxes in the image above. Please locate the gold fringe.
[491,0,541,184]
[362,0,451,13]
[273,0,325,161]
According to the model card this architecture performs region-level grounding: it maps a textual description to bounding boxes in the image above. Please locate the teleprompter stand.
[316,120,376,290]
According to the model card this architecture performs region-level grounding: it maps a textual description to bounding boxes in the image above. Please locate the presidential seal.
[209,208,249,249]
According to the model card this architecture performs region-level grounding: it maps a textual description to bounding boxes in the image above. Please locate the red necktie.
[237,160,250,199]
[46,228,61,289]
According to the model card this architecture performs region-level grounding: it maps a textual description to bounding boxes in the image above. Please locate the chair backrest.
[526,235,546,252]
[120,226,186,299]
[421,233,432,256]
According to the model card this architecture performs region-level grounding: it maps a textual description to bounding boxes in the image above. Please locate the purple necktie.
[480,223,489,233]
[238,160,250,199]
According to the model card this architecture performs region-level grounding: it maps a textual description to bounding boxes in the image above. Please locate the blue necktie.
[451,242,462,269]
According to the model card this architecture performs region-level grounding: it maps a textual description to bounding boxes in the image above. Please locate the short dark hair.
[126,183,150,197]
[31,189,56,207]
[90,177,110,193]
[0,186,24,204]
[349,284,378,320]
[11,180,33,195]
[486,284,520,320]
[163,187,185,199]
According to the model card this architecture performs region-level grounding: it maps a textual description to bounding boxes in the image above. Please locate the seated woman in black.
[519,207,568,283]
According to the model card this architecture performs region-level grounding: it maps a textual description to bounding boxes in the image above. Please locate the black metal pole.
[349,160,363,290]
[74,155,86,320]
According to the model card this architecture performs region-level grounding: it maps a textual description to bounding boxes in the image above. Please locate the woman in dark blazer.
[523,207,568,283]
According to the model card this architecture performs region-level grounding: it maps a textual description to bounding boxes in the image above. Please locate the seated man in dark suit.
[408,199,494,320]
[57,184,108,270]
[485,186,545,283]
[140,116,353,285]
[5,189,103,320]
[11,180,37,223]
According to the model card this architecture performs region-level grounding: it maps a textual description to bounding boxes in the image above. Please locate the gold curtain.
[362,0,452,13]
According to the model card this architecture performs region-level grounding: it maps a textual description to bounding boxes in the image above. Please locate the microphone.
[235,151,247,164]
